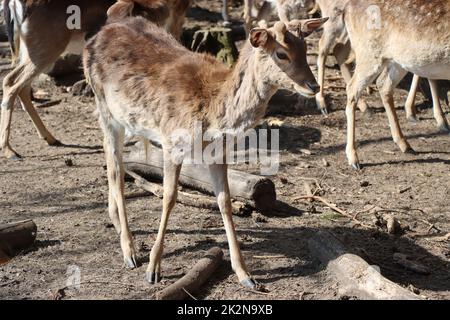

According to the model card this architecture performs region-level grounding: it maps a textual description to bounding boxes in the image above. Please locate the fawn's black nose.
[307,81,320,94]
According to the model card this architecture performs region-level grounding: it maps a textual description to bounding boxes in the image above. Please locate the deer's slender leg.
[334,42,370,114]
[405,74,420,122]
[18,85,60,146]
[222,0,231,25]
[209,163,255,288]
[1,55,63,159]
[377,65,413,154]
[429,79,450,133]
[315,30,334,114]
[146,149,181,284]
[243,0,253,34]
[1,64,30,159]
[346,61,384,169]
[100,116,137,268]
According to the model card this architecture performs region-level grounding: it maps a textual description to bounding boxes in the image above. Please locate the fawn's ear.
[300,17,329,37]
[250,28,271,48]
[107,0,135,22]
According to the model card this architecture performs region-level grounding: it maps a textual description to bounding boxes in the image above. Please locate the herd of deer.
[1,0,449,290]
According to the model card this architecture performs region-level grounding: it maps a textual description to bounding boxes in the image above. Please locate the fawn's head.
[277,0,317,21]
[250,18,327,98]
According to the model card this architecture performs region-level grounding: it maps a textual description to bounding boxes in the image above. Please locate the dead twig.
[36,99,62,109]
[253,255,286,260]
[294,195,371,228]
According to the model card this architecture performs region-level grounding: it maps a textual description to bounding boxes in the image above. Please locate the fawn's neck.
[212,44,278,134]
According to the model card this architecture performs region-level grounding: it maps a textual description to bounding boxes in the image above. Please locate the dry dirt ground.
[0,0,449,300]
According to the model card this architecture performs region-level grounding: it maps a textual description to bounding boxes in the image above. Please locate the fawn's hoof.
[124,255,138,269]
[404,148,417,155]
[437,123,450,134]
[146,272,161,284]
[2,147,22,160]
[362,107,374,118]
[320,107,329,116]
[240,278,258,289]
[48,138,63,147]
[351,163,361,171]
[407,115,419,123]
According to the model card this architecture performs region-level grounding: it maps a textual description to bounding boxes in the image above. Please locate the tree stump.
[191,27,239,67]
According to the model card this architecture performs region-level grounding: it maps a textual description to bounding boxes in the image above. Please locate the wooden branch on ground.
[155,247,224,300]
[126,170,251,216]
[125,144,276,213]
[309,231,422,300]
[0,220,37,256]
[294,195,372,228]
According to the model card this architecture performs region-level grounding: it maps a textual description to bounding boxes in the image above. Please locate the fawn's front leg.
[146,149,181,284]
[209,163,256,289]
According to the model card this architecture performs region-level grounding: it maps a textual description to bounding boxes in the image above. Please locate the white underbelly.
[402,64,450,80]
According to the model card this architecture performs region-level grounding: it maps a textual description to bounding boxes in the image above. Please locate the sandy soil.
[0,0,449,300]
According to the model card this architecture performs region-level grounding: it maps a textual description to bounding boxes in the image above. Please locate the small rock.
[64,158,74,167]
[300,148,312,156]
[360,181,370,187]
[383,214,401,235]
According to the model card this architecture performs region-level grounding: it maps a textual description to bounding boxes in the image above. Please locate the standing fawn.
[315,0,450,131]
[343,0,450,169]
[0,0,190,160]
[84,16,327,287]
[222,0,316,32]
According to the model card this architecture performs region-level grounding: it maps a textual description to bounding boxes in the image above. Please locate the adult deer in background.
[0,0,191,160]
[222,0,316,32]
[315,0,450,131]
[84,15,327,287]
[343,0,450,169]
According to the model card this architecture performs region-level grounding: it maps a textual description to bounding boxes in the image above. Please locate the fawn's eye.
[276,51,289,60]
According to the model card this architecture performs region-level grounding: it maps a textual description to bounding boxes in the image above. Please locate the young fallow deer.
[343,0,450,169]
[315,0,450,132]
[84,16,327,287]
[0,0,190,160]
[222,0,316,32]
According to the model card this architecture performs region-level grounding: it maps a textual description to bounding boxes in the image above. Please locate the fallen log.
[0,248,10,265]
[308,231,422,300]
[126,170,251,216]
[0,220,37,256]
[125,145,276,213]
[155,247,224,300]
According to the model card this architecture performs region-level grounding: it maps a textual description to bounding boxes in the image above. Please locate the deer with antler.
[84,14,327,287]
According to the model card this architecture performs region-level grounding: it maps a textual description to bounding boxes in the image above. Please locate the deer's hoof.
[48,138,63,147]
[240,278,258,289]
[404,147,417,155]
[146,272,161,284]
[124,255,138,269]
[407,115,419,123]
[2,147,22,160]
[320,107,329,116]
[437,123,450,134]
[362,107,374,118]
[351,163,361,171]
